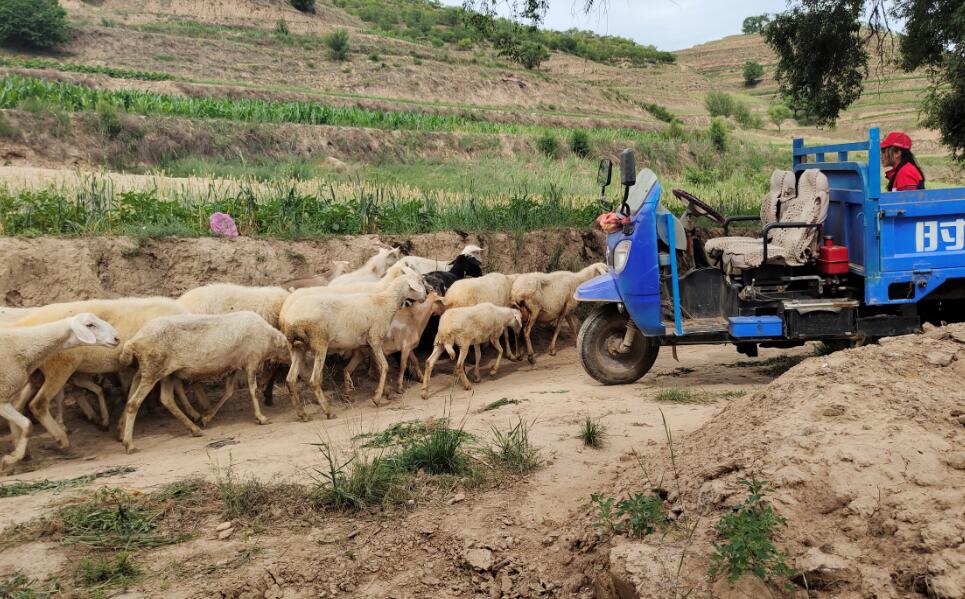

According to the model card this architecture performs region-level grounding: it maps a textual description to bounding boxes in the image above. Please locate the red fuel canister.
[817,236,849,275]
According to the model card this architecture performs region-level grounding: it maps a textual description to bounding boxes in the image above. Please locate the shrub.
[274,18,290,36]
[733,102,763,129]
[0,0,68,49]
[591,493,668,538]
[536,133,561,159]
[642,102,676,123]
[324,29,350,61]
[95,100,122,139]
[704,91,736,117]
[457,37,473,50]
[767,103,792,132]
[710,478,796,582]
[289,0,315,13]
[662,120,685,140]
[516,41,550,70]
[0,112,18,139]
[568,130,592,158]
[742,60,764,85]
[709,118,728,151]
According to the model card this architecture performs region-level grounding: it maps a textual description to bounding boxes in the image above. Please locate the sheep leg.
[566,312,580,338]
[308,345,334,419]
[370,341,390,406]
[246,369,270,425]
[420,345,445,400]
[523,307,540,364]
[548,315,566,357]
[285,348,310,422]
[172,380,202,422]
[260,364,279,407]
[201,373,239,428]
[397,344,414,394]
[489,336,504,376]
[120,371,161,453]
[472,343,482,383]
[117,370,141,442]
[455,345,472,391]
[28,369,73,450]
[9,382,37,456]
[72,374,111,430]
[158,378,203,437]
[0,402,32,473]
[406,350,423,380]
[502,329,518,362]
[343,350,365,395]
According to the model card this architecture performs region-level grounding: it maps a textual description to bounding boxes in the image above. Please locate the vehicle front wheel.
[577,303,659,385]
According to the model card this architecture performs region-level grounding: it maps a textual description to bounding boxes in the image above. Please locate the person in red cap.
[880,131,925,191]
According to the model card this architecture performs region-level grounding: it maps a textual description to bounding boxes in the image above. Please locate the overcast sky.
[438,0,790,51]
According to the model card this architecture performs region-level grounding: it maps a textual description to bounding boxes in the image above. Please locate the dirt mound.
[605,326,965,598]
[0,230,604,307]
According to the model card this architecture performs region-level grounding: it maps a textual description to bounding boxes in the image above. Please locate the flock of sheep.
[0,244,606,473]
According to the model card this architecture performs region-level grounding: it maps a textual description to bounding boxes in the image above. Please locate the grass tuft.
[394,423,471,475]
[311,442,406,511]
[57,488,187,550]
[0,571,60,598]
[653,387,712,404]
[579,416,605,448]
[75,552,139,590]
[482,418,541,473]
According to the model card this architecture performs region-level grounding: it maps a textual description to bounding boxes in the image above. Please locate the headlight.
[613,240,632,273]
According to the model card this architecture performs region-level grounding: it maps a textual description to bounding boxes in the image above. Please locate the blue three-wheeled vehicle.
[575,128,965,384]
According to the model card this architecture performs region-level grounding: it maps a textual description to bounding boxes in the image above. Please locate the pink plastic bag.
[209,212,239,237]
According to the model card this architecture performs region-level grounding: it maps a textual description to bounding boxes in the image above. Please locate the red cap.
[881,131,912,150]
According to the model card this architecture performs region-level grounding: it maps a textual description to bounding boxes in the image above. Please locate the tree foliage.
[289,0,316,13]
[0,0,69,49]
[767,103,792,132]
[764,0,965,160]
[742,60,764,85]
[742,14,771,34]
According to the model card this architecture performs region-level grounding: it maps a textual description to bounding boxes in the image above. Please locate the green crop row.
[0,74,662,142]
[0,180,600,238]
[0,56,173,81]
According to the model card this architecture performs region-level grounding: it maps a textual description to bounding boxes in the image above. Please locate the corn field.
[0,75,659,141]
[0,175,601,237]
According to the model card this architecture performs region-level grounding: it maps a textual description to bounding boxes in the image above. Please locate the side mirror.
[596,159,612,187]
[619,149,636,187]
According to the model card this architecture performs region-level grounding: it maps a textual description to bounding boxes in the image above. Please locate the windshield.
[625,168,658,215]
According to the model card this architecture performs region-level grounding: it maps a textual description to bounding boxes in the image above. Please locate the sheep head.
[508,309,523,334]
[69,313,120,348]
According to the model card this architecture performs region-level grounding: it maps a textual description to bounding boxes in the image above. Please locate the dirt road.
[0,341,807,597]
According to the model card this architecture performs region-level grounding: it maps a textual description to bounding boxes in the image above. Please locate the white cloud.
[438,0,789,50]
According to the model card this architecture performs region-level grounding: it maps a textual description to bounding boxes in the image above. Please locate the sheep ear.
[70,317,97,344]
[408,278,423,292]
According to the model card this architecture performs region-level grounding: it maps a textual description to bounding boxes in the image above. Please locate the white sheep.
[280,260,350,291]
[0,314,119,472]
[328,247,402,286]
[396,244,484,275]
[444,272,520,359]
[279,269,426,418]
[117,311,291,452]
[177,283,290,328]
[342,291,446,394]
[420,303,522,399]
[511,263,608,363]
[2,297,191,451]
[0,306,36,324]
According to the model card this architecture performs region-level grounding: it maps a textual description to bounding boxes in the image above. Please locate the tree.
[763,0,965,160]
[324,29,350,61]
[742,14,771,35]
[0,0,68,49]
[289,0,315,13]
[768,103,792,132]
[742,60,764,86]
[515,40,549,69]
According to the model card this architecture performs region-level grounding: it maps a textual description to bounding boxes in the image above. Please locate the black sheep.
[423,254,483,296]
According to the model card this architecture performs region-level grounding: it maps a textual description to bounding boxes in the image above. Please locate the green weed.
[482,418,541,473]
[395,421,471,475]
[57,488,187,550]
[579,416,605,448]
[653,388,711,404]
[536,132,561,159]
[0,466,135,498]
[215,464,274,521]
[0,571,60,598]
[478,398,521,412]
[353,418,468,449]
[311,442,406,511]
[75,552,138,590]
[0,56,173,81]
[324,29,350,61]
[709,477,796,583]
[591,493,667,538]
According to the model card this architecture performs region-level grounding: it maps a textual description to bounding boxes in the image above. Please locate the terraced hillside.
[0,0,961,238]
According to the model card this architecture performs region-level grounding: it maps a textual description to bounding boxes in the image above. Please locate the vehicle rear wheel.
[577,304,659,385]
